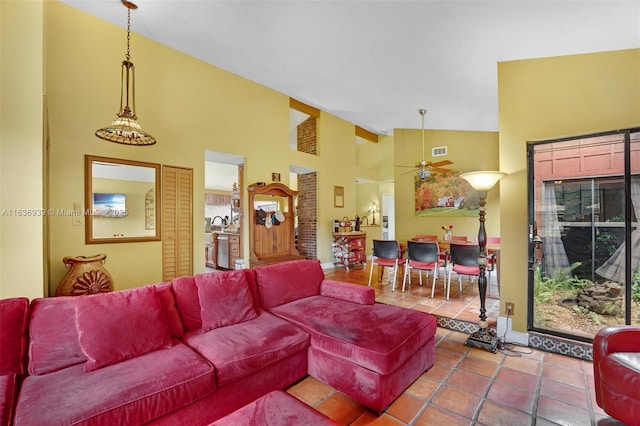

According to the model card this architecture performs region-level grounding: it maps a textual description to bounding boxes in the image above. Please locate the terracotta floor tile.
[458,356,499,378]
[486,380,536,414]
[432,385,482,419]
[501,354,543,375]
[476,400,532,426]
[542,364,586,388]
[406,375,441,400]
[286,376,334,405]
[540,377,589,409]
[350,411,405,426]
[315,392,366,425]
[386,393,426,423]
[446,369,491,396]
[438,338,468,354]
[423,362,452,382]
[536,395,592,426]
[544,351,585,370]
[414,405,472,426]
[494,366,539,392]
[467,346,504,364]
[434,348,465,367]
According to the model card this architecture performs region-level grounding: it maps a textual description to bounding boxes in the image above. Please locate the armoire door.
[162,165,193,281]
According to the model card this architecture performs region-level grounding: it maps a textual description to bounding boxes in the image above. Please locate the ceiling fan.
[396,109,453,179]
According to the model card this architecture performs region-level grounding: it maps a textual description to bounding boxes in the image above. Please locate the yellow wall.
[497,48,640,332]
[393,128,500,243]
[0,1,375,297]
[0,0,46,299]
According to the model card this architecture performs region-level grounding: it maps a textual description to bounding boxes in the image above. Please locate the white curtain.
[596,176,640,284]
[541,182,570,277]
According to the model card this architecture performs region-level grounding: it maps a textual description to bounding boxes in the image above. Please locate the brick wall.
[297,117,317,155]
[296,172,317,259]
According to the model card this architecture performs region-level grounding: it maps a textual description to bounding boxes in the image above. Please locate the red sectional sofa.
[593,325,640,426]
[2,259,436,425]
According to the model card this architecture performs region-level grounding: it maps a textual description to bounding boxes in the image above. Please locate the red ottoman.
[209,390,338,426]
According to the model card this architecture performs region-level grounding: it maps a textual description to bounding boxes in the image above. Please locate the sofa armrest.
[593,325,640,406]
[319,280,375,305]
[594,326,640,362]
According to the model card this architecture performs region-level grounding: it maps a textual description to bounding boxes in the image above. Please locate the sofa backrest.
[254,259,324,309]
[27,283,185,375]
[0,297,30,375]
[172,269,260,331]
[28,297,86,375]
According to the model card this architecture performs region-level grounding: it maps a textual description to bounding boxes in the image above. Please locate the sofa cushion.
[0,375,18,426]
[14,343,215,426]
[0,297,29,375]
[182,310,309,387]
[173,270,260,331]
[28,297,86,375]
[75,286,173,372]
[255,259,324,309]
[195,271,258,331]
[172,275,203,331]
[271,296,437,375]
[153,282,185,338]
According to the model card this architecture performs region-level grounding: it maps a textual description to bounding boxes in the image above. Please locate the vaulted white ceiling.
[60,0,640,134]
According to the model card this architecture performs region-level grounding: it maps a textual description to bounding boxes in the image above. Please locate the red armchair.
[593,325,640,426]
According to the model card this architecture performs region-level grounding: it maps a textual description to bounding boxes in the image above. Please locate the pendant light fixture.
[95,0,156,146]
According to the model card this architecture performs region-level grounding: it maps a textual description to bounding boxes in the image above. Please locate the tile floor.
[283,263,624,426]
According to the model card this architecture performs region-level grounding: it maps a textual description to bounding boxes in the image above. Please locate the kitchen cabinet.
[332,232,366,270]
[208,232,239,270]
[205,234,216,269]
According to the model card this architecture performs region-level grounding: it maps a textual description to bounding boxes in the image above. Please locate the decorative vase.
[444,230,452,241]
[55,254,114,296]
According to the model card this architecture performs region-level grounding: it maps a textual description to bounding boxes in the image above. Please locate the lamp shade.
[460,171,506,191]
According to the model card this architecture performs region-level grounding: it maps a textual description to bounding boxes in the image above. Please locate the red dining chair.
[402,241,446,295]
[446,243,480,299]
[368,240,406,291]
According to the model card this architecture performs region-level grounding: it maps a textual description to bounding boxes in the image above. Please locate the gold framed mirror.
[85,155,161,243]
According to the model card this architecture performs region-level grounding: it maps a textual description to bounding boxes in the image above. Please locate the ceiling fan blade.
[430,167,452,173]
[400,168,419,175]
[394,164,417,168]
[428,160,453,167]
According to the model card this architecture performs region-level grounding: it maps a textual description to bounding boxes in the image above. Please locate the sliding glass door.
[528,129,640,341]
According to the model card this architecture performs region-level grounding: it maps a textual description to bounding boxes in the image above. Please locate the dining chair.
[402,240,446,295]
[368,240,406,291]
[446,243,480,299]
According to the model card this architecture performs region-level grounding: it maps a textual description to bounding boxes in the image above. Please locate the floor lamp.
[460,171,506,353]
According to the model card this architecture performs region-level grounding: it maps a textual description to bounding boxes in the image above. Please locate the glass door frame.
[527,127,639,342]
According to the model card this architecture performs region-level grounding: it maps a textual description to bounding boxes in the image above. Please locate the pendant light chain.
[126,8,131,61]
[94,0,156,145]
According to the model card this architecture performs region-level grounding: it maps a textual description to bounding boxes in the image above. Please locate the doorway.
[381,193,395,240]
[527,129,640,342]
[204,150,244,271]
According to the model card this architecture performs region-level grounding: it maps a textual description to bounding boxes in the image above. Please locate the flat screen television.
[93,193,127,217]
